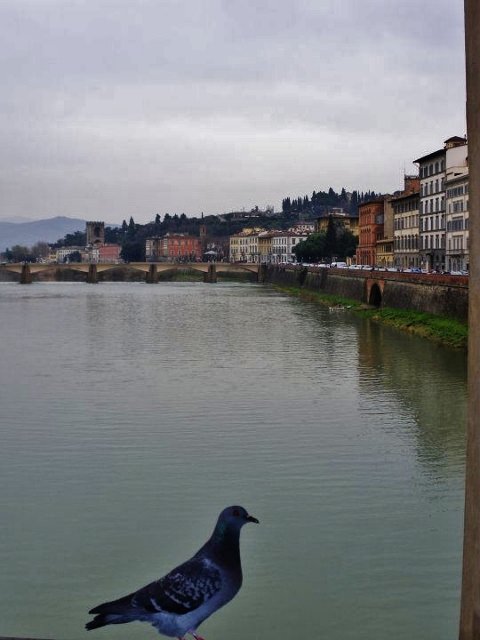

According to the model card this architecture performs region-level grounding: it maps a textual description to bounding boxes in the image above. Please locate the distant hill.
[0,216,87,251]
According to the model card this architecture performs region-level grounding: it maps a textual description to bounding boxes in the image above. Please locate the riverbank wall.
[262,265,469,323]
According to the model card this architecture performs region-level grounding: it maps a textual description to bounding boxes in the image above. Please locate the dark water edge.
[273,283,468,350]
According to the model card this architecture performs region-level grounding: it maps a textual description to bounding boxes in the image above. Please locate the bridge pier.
[258,264,268,283]
[20,263,32,284]
[146,264,158,284]
[87,264,98,284]
[204,263,217,283]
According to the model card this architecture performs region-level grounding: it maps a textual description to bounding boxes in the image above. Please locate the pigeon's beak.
[246,514,259,524]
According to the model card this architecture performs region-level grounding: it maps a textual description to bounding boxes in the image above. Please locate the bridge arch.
[368,281,383,307]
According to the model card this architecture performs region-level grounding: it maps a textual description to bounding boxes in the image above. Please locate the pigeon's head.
[218,506,259,531]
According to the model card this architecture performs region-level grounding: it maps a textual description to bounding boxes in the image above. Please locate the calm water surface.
[0,282,467,640]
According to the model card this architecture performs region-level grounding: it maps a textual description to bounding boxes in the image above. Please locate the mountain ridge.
[0,216,87,251]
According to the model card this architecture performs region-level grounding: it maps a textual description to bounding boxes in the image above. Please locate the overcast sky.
[0,0,466,224]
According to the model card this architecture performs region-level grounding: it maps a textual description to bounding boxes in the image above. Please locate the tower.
[199,224,207,252]
[86,221,105,246]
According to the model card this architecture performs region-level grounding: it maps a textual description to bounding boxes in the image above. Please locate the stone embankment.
[261,265,469,323]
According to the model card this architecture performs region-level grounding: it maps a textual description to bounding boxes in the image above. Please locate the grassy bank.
[275,285,468,350]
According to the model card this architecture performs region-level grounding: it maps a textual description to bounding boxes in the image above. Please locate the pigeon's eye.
[232,508,240,517]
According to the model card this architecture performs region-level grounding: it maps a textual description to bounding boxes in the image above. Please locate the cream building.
[392,191,420,269]
[258,231,275,263]
[229,228,263,262]
[375,197,395,268]
[315,211,359,238]
[231,229,308,263]
[415,136,466,271]
[270,231,308,263]
[56,246,84,263]
[445,163,469,272]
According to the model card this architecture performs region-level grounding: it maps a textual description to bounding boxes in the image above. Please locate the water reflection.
[356,319,466,475]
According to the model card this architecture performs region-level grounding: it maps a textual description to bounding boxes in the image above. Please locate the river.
[0,281,467,640]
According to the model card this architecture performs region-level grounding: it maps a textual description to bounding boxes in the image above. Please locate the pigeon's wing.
[131,557,223,616]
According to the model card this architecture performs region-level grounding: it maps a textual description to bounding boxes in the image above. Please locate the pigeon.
[85,505,259,640]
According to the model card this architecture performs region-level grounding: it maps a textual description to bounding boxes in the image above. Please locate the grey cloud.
[0,0,467,221]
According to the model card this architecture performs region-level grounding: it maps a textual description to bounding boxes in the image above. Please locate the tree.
[155,213,161,225]
[127,216,136,238]
[120,239,144,262]
[292,233,326,263]
[336,228,358,258]
[105,226,122,244]
[324,215,337,261]
[67,251,82,262]
[31,241,50,260]
[55,230,85,248]
[350,191,359,215]
[7,245,32,262]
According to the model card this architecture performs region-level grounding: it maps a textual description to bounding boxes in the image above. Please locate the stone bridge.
[0,262,261,284]
[0,262,469,322]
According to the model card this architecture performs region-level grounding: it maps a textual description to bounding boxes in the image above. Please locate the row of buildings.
[54,135,468,270]
[225,135,470,271]
[357,135,469,272]
[228,226,313,263]
[145,225,316,264]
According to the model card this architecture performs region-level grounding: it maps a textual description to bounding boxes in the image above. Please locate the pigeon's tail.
[85,615,110,631]
[85,611,134,631]
[86,595,135,631]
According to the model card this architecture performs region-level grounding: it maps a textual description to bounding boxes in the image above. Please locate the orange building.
[356,199,385,266]
[160,233,201,260]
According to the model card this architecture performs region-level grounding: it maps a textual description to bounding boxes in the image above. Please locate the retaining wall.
[264,265,468,323]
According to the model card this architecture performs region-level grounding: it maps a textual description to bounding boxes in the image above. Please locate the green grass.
[274,285,468,350]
